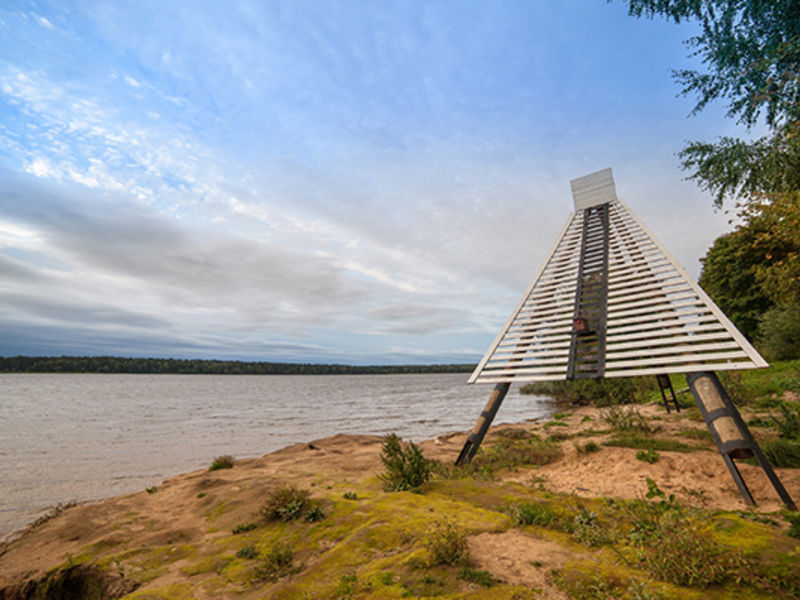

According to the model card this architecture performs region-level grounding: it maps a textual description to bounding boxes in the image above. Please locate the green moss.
[125,582,194,599]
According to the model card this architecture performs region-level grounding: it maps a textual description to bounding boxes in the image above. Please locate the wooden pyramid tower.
[457,168,795,510]
[469,168,766,385]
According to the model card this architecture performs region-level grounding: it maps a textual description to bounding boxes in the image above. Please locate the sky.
[0,1,745,365]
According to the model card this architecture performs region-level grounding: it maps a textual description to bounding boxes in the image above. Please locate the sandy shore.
[1,401,798,599]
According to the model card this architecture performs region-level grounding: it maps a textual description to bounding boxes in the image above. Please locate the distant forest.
[0,356,476,375]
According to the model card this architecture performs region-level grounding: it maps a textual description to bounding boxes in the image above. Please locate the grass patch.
[575,441,600,454]
[425,518,470,566]
[232,522,257,534]
[604,433,698,453]
[473,435,562,471]
[757,438,800,468]
[235,545,259,559]
[208,455,234,471]
[505,501,562,528]
[600,405,656,434]
[636,449,660,464]
[252,541,297,582]
[458,567,494,587]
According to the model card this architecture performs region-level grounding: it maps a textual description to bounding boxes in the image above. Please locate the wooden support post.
[455,382,510,465]
[687,371,796,510]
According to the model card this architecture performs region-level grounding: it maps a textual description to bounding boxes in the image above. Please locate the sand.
[1,402,797,599]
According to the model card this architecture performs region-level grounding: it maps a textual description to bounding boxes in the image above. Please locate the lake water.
[0,373,557,540]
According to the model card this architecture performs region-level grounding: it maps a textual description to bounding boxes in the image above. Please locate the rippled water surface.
[0,373,556,539]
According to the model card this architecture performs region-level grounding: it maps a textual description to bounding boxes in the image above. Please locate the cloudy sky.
[0,1,743,364]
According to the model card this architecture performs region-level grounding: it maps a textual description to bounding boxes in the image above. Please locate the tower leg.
[455,383,510,465]
[686,371,796,510]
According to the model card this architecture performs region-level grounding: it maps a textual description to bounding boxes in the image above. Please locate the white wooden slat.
[605,330,733,351]
[604,341,741,360]
[616,197,768,369]
[469,177,767,384]
[607,278,687,299]
[607,291,698,314]
[468,212,578,383]
[606,306,713,328]
[605,321,725,342]
[603,362,759,378]
[489,346,571,360]
[603,350,748,369]
[607,299,706,321]
[607,265,675,289]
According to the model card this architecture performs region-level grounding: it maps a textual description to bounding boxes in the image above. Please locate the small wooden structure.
[458,168,795,509]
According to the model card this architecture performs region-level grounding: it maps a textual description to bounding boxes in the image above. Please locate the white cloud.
[34,14,55,30]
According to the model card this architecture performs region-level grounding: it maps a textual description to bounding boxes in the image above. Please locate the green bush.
[759,438,800,468]
[253,541,296,581]
[639,518,746,588]
[458,567,494,587]
[236,544,259,559]
[208,455,234,471]
[571,508,612,547]
[786,512,800,539]
[604,433,697,453]
[261,485,311,521]
[600,405,655,433]
[474,435,562,471]
[506,502,561,528]
[232,522,257,534]
[379,434,431,491]
[636,449,660,464]
[757,303,800,360]
[770,401,800,440]
[576,441,600,454]
[425,518,470,566]
[520,376,660,406]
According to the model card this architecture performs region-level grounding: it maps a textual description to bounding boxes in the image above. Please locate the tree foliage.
[623,0,800,204]
[698,191,800,354]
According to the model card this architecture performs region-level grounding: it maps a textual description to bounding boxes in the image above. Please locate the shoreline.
[2,401,798,599]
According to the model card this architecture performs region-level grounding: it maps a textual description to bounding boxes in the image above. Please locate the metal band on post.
[687,371,796,510]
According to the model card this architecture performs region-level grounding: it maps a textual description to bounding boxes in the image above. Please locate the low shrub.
[636,449,660,463]
[571,508,613,547]
[505,501,561,528]
[576,441,600,454]
[639,518,747,588]
[600,405,655,434]
[380,433,431,491]
[604,433,697,453]
[770,401,800,440]
[208,455,234,471]
[473,435,562,471]
[785,512,800,539]
[261,485,311,522]
[232,522,257,534]
[759,438,800,468]
[342,491,358,500]
[426,518,470,566]
[236,544,259,559]
[304,506,325,522]
[253,541,296,582]
[458,567,494,587]
[520,376,659,406]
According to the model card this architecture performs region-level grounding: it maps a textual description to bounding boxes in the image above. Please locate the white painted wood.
[469,171,767,384]
[571,168,617,210]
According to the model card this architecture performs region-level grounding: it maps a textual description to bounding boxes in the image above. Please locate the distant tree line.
[0,355,476,375]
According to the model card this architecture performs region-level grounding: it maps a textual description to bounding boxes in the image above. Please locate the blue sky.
[0,1,742,364]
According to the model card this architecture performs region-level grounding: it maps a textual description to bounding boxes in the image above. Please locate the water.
[0,373,556,540]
